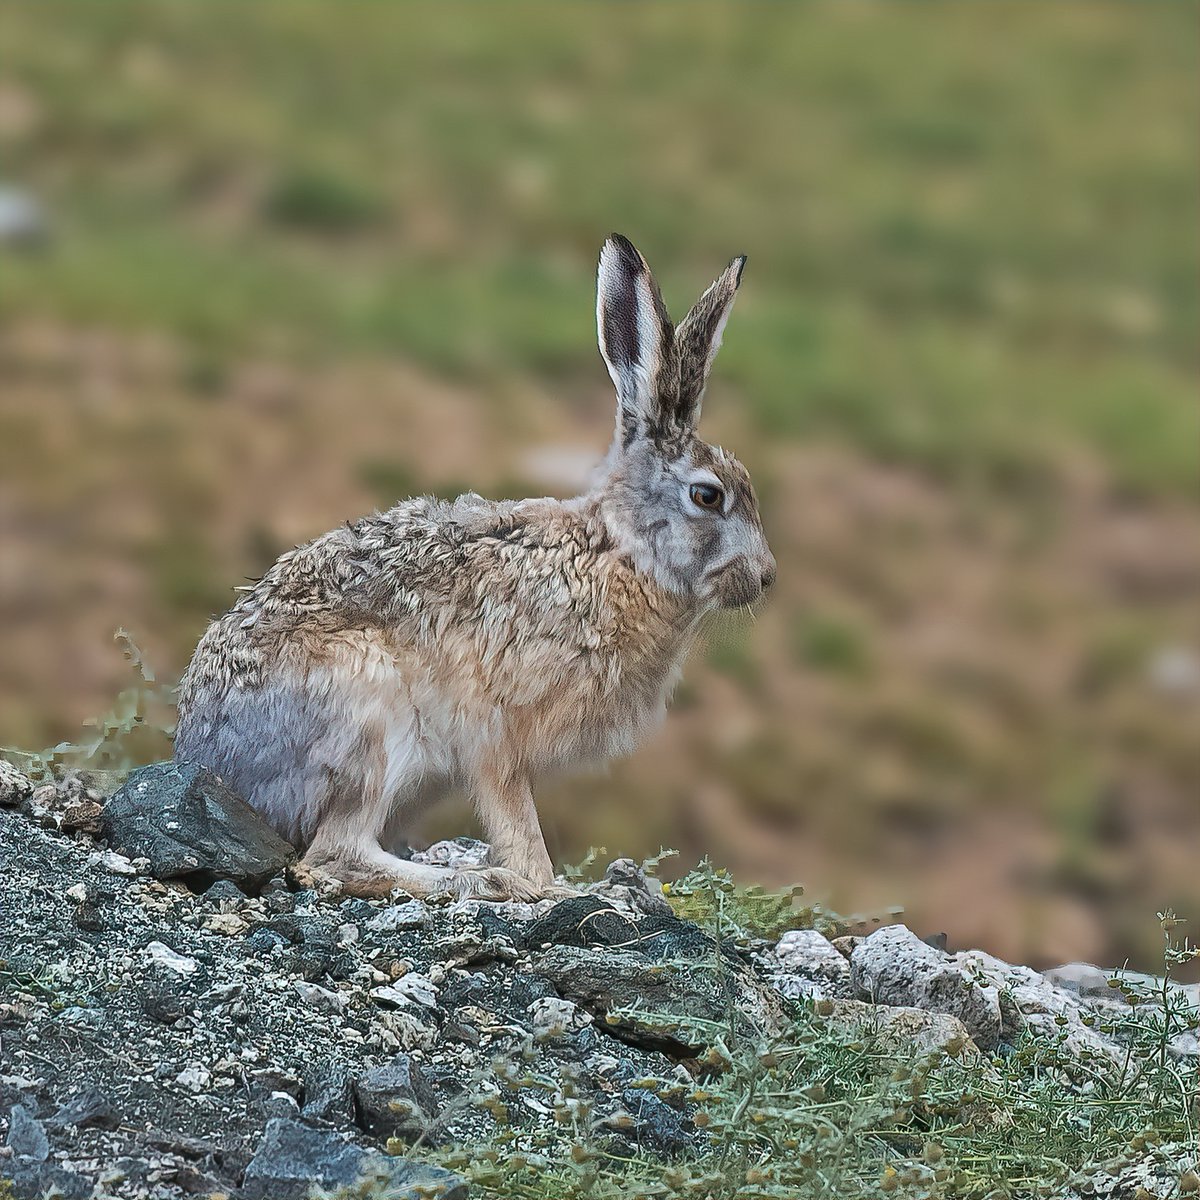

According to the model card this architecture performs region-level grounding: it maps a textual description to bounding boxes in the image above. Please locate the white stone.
[851,925,1003,1051]
[371,973,439,1009]
[293,981,345,1014]
[143,941,199,976]
[176,1065,211,1092]
[527,996,592,1041]
[97,850,137,876]
[366,900,429,932]
[411,839,490,869]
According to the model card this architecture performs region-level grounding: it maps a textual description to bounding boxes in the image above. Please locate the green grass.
[0,1,1195,494]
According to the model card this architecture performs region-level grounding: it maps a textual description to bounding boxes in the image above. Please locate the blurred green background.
[1,2,1196,969]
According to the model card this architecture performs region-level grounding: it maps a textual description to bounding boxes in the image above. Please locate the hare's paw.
[449,866,574,904]
[287,859,345,899]
[539,881,583,902]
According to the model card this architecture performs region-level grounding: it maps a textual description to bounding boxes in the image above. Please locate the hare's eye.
[689,482,724,511]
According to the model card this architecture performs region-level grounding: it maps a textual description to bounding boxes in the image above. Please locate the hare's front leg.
[468,764,564,897]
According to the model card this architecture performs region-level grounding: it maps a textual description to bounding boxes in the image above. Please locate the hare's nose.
[760,556,777,592]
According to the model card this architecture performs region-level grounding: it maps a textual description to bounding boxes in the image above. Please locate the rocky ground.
[1,759,1197,1200]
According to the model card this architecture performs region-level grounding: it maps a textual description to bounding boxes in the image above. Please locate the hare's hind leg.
[300,834,550,901]
[297,838,454,899]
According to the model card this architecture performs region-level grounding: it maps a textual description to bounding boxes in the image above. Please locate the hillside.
[1,759,1197,1199]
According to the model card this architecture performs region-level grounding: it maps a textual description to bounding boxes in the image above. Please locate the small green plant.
[1,629,175,789]
[658,856,846,944]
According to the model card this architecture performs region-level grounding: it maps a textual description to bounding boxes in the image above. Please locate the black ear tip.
[604,233,644,271]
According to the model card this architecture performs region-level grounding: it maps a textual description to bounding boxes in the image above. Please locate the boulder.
[822,998,977,1058]
[954,947,1124,1071]
[351,1054,437,1140]
[534,941,784,1055]
[764,928,853,1000]
[0,1163,90,1200]
[103,760,293,891]
[301,1062,356,1126]
[47,1088,117,1131]
[5,1104,48,1161]
[239,1117,465,1200]
[851,924,1004,1051]
[0,760,33,808]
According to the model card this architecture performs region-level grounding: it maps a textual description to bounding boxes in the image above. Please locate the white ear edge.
[596,236,667,413]
[700,293,735,379]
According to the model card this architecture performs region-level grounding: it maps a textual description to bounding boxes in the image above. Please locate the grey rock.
[245,928,286,955]
[351,1054,436,1140]
[766,928,853,1000]
[534,942,783,1055]
[250,1067,304,1102]
[954,948,1124,1070]
[822,998,978,1057]
[0,1163,90,1200]
[203,879,247,907]
[851,925,1004,1051]
[5,1104,49,1161]
[48,1087,117,1130]
[239,1117,465,1200]
[104,760,293,890]
[141,985,189,1025]
[411,837,490,870]
[293,980,345,1014]
[523,895,643,950]
[508,974,557,1010]
[366,900,429,932]
[620,1088,693,1156]
[0,760,34,808]
[1065,1141,1196,1199]
[588,858,674,918]
[527,995,592,1041]
[262,1092,302,1120]
[301,1062,355,1125]
[1041,960,1113,998]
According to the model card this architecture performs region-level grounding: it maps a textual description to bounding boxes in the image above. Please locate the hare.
[174,235,775,902]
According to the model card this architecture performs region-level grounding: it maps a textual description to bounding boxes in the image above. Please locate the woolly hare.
[175,235,775,902]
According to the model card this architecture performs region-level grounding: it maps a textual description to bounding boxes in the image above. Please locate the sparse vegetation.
[1,630,174,789]
[415,881,1199,1199]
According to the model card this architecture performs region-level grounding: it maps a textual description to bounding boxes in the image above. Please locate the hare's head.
[594,234,775,610]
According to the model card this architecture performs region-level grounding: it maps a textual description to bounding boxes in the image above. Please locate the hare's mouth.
[704,560,764,609]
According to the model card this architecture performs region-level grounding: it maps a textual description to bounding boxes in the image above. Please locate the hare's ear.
[597,234,678,446]
[673,254,746,427]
